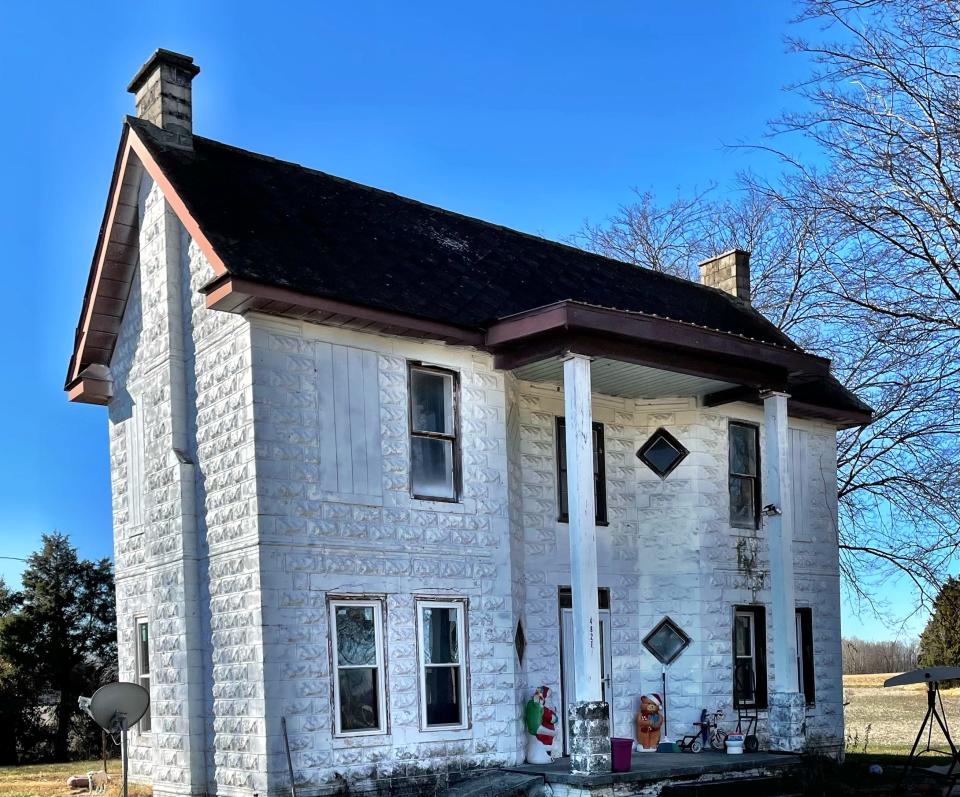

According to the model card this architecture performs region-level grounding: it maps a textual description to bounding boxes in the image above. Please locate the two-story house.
[66,50,871,797]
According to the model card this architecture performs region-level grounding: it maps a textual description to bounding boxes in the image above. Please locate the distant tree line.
[0,533,116,764]
[842,578,960,675]
[842,637,919,675]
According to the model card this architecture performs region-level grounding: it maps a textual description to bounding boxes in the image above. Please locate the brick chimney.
[127,49,200,149]
[698,249,751,303]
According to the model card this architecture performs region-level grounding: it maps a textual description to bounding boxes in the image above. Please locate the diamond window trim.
[642,615,692,665]
[514,620,526,665]
[637,427,689,479]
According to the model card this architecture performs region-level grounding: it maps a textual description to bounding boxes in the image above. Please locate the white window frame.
[329,598,388,737]
[408,364,460,502]
[135,618,151,734]
[734,609,757,707]
[416,599,469,731]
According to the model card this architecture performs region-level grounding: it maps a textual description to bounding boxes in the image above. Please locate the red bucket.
[611,737,633,772]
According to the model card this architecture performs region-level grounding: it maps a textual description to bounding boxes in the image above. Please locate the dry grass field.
[0,760,151,797]
[843,672,960,753]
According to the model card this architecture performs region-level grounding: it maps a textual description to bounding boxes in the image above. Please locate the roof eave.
[202,273,486,346]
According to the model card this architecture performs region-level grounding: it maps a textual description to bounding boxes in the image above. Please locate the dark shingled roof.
[125,117,871,423]
[130,117,798,349]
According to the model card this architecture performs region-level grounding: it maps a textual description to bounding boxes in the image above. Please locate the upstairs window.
[729,422,761,529]
[733,606,768,709]
[556,418,607,524]
[409,365,459,501]
[417,599,469,730]
[330,599,387,736]
[135,619,151,733]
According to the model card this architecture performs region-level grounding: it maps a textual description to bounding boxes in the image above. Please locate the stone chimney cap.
[697,248,750,267]
[127,49,200,94]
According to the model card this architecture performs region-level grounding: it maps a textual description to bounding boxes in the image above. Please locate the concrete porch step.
[441,772,543,797]
[662,776,801,797]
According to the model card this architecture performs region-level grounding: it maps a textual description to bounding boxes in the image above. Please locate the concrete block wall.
[109,177,209,795]
[248,318,520,795]
[183,237,265,796]
[109,177,265,797]
[511,385,843,753]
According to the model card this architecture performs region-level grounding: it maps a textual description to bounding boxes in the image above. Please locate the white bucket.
[725,734,744,755]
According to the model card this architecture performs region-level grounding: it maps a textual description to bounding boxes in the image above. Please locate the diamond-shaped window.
[514,620,526,665]
[642,616,691,665]
[637,428,689,479]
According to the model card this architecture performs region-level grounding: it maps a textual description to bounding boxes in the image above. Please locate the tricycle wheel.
[744,735,759,753]
[690,739,703,753]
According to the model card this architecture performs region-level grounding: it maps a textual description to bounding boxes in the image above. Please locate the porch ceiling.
[512,357,737,400]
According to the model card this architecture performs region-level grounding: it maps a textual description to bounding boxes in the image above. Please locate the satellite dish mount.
[79,682,150,797]
[883,667,960,790]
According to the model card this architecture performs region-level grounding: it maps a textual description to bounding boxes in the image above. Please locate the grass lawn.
[843,672,960,752]
[0,760,151,797]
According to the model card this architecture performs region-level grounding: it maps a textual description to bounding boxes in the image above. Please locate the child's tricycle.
[678,708,726,753]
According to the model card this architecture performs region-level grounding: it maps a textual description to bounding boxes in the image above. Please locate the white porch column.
[563,354,610,774]
[762,391,805,752]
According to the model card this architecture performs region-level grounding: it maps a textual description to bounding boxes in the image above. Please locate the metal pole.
[121,716,129,797]
[281,716,297,797]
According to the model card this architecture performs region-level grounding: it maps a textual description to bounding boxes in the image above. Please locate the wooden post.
[563,354,610,775]
[762,390,798,693]
[763,390,806,752]
[563,354,602,704]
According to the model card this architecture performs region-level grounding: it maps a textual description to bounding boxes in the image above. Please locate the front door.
[560,606,613,755]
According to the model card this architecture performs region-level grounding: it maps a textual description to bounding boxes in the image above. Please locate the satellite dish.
[82,682,150,732]
[884,667,960,687]
[78,682,150,797]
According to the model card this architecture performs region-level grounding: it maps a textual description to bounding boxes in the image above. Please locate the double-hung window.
[417,599,468,729]
[733,606,768,709]
[796,608,816,705]
[556,418,607,524]
[729,422,761,529]
[330,599,387,736]
[409,365,459,501]
[135,619,151,733]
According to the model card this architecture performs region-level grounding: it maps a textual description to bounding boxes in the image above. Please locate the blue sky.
[0,1,926,640]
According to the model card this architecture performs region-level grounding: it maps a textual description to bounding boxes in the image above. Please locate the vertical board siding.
[347,347,368,495]
[331,344,354,492]
[363,349,383,493]
[316,342,339,492]
[317,341,383,500]
[791,428,809,540]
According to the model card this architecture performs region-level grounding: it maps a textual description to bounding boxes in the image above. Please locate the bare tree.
[575,188,715,278]
[576,1,960,619]
[769,0,960,612]
[842,637,919,674]
[577,173,959,619]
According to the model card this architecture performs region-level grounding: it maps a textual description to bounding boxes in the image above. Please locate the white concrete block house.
[66,51,872,797]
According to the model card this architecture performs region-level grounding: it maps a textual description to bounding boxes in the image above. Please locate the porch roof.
[514,357,737,400]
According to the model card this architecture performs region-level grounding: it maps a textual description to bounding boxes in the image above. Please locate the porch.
[505,751,803,795]
[487,300,869,774]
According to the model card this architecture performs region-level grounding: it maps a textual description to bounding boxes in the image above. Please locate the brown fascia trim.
[66,121,231,400]
[485,301,832,378]
[65,125,132,391]
[202,274,487,346]
[704,385,873,429]
[66,374,112,406]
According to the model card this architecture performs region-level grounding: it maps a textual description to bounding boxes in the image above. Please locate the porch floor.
[504,751,801,788]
